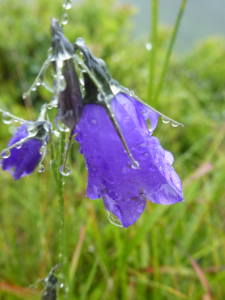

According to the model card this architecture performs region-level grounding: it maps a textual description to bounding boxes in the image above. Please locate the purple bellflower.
[1,121,50,180]
[74,40,184,228]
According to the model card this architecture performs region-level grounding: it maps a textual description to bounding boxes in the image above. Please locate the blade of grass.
[80,257,99,300]
[69,225,86,282]
[147,0,158,104]
[154,0,188,104]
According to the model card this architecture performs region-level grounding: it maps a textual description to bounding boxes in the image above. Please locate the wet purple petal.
[75,93,183,228]
[2,124,42,180]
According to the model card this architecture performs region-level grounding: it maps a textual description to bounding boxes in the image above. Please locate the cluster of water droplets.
[161,116,179,127]
[61,0,72,26]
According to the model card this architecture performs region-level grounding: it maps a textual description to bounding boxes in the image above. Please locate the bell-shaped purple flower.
[1,122,49,180]
[73,40,184,228]
[75,93,183,228]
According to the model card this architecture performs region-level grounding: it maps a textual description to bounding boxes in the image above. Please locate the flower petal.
[75,93,183,227]
[2,124,42,180]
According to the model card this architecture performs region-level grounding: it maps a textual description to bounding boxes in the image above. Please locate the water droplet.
[135,143,147,153]
[131,161,140,169]
[32,87,36,91]
[60,165,71,176]
[56,117,70,132]
[2,149,11,158]
[123,116,131,123]
[36,78,42,86]
[51,96,58,107]
[172,122,179,127]
[79,73,84,86]
[106,210,123,227]
[61,12,68,25]
[22,92,29,99]
[59,75,66,91]
[47,47,53,58]
[97,92,104,102]
[53,130,60,137]
[60,283,64,289]
[38,164,44,173]
[170,169,182,191]
[87,118,98,132]
[146,42,152,51]
[63,0,72,9]
[2,113,13,124]
[140,153,149,160]
[88,245,95,253]
[39,146,45,155]
[27,123,38,137]
[47,103,53,110]
[162,117,170,124]
[165,150,174,165]
[43,123,50,132]
[16,143,22,149]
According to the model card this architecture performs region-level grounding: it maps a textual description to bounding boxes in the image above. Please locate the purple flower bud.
[51,19,83,130]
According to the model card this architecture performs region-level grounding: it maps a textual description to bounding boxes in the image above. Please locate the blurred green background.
[0,0,225,299]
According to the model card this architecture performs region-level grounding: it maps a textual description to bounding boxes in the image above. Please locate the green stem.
[154,0,187,104]
[147,0,158,104]
[49,128,67,284]
[57,131,67,277]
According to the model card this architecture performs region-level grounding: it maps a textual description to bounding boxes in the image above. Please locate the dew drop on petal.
[140,153,149,160]
[2,113,13,124]
[170,169,182,191]
[105,210,123,227]
[16,143,22,149]
[162,117,170,124]
[123,116,131,123]
[2,149,11,158]
[164,150,174,165]
[87,118,98,132]
[60,165,71,176]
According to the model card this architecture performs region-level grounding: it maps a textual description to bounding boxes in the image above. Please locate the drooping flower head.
[50,18,83,130]
[1,120,50,180]
[74,40,184,228]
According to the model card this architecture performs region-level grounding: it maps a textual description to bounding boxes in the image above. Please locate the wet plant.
[0,0,197,299]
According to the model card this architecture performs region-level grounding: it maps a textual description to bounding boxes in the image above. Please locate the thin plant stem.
[57,131,67,278]
[147,0,158,105]
[154,0,188,104]
[49,128,67,285]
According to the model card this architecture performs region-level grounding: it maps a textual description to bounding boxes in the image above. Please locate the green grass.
[0,0,225,299]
